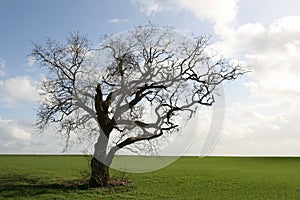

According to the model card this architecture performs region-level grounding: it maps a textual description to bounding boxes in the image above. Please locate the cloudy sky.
[0,0,300,156]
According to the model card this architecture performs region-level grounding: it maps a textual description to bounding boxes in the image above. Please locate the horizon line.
[0,153,300,157]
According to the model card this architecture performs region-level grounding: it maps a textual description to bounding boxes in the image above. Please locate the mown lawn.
[1,155,300,199]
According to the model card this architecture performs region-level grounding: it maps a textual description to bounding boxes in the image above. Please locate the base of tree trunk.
[89,157,109,187]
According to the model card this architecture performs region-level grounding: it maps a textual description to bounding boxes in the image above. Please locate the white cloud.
[207,15,300,155]
[131,0,239,24]
[0,58,6,76]
[0,118,31,142]
[0,117,69,154]
[0,76,39,106]
[27,55,36,67]
[211,98,300,155]
[178,0,239,24]
[131,0,176,16]
[109,18,129,23]
[214,16,300,97]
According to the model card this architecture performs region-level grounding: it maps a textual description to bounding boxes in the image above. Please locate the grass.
[1,155,300,199]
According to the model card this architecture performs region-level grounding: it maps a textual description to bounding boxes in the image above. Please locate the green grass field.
[1,155,300,199]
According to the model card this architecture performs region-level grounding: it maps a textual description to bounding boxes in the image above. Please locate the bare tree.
[31,26,246,187]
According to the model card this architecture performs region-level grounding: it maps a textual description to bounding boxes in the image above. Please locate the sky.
[0,0,300,156]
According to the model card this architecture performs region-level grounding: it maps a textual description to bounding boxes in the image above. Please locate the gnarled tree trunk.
[89,132,109,187]
[89,84,115,188]
[89,156,109,187]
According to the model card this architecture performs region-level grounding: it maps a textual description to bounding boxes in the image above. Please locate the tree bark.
[89,157,109,187]
[89,128,111,188]
[89,83,113,187]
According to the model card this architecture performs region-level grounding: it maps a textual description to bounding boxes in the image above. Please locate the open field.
[1,155,300,199]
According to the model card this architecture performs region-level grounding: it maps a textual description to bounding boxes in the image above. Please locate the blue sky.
[1,0,300,155]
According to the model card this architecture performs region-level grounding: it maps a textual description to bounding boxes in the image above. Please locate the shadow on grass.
[0,175,133,198]
[0,179,89,198]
